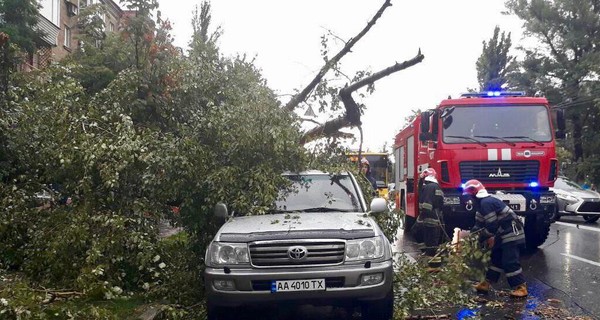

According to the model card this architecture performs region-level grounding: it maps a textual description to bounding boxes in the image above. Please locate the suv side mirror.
[369,198,388,214]
[214,203,229,219]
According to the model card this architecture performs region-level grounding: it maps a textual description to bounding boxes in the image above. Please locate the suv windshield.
[273,174,362,213]
[443,105,552,144]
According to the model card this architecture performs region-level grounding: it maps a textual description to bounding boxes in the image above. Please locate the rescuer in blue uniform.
[463,179,528,298]
[415,168,445,271]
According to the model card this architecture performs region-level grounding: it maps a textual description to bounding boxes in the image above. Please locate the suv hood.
[552,187,600,200]
[216,212,378,242]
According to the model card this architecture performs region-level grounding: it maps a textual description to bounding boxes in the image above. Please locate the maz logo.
[489,168,510,178]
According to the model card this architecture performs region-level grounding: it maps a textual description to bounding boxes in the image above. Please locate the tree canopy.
[505,0,600,167]
[476,26,517,91]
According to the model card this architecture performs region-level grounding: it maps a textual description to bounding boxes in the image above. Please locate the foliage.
[0,269,146,319]
[0,2,309,316]
[476,26,518,91]
[393,234,490,318]
[149,232,203,306]
[0,0,45,96]
[0,0,44,54]
[505,0,600,165]
[65,4,130,94]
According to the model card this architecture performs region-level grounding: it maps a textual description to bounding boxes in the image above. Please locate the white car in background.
[551,176,600,223]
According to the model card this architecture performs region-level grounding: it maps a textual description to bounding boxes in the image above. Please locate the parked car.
[204,170,394,320]
[551,176,600,223]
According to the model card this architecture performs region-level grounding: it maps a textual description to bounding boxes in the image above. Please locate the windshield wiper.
[445,135,487,147]
[474,135,516,146]
[502,136,544,146]
[298,207,355,213]
[269,209,299,214]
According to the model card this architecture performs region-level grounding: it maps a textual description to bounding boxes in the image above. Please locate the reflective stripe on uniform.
[475,213,485,222]
[497,206,511,221]
[484,214,498,223]
[423,218,441,226]
[420,203,433,210]
[501,233,525,243]
[506,268,523,278]
[435,190,444,196]
[489,266,504,273]
[428,256,442,268]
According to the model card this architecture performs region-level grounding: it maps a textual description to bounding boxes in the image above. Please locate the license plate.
[501,200,521,211]
[271,279,325,293]
[508,204,521,211]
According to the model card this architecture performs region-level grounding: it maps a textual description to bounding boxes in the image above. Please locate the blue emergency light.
[461,91,526,98]
[529,181,539,187]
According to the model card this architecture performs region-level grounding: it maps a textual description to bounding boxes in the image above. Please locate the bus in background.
[347,151,392,199]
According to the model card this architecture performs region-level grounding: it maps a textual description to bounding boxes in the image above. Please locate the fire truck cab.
[394,91,566,250]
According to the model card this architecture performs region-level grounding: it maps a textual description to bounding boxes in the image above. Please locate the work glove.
[485,236,495,249]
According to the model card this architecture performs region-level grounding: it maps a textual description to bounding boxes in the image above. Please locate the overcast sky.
[153,0,525,152]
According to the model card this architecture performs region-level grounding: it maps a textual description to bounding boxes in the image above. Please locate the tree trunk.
[571,113,584,162]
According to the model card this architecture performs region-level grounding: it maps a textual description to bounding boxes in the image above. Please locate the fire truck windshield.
[442,105,552,144]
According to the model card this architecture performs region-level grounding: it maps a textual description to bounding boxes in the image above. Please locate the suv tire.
[207,303,233,320]
[524,214,550,251]
[361,288,394,320]
[583,215,600,223]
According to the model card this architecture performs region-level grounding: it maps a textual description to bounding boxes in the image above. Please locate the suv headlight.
[207,242,250,266]
[345,237,384,261]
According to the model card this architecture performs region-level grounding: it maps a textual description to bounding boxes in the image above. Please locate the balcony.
[36,14,59,46]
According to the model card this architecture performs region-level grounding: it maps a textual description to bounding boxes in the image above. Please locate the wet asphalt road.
[397,216,600,319]
[208,217,600,319]
[522,216,600,318]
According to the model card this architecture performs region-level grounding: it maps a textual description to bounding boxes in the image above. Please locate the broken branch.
[300,51,425,144]
[283,0,393,112]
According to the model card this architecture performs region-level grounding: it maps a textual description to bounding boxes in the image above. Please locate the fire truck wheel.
[403,214,416,234]
[524,214,551,251]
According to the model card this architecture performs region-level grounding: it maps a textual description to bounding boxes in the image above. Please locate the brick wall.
[51,0,78,61]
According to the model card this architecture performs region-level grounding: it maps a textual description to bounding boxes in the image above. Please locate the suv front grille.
[577,201,600,213]
[249,240,345,267]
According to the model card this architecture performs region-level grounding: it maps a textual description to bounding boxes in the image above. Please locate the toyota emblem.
[287,246,308,260]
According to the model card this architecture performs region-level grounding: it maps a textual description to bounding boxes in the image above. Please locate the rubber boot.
[426,256,442,273]
[510,283,528,298]
[473,280,490,293]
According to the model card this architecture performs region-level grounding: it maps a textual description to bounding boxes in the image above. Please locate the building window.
[79,0,98,8]
[64,26,72,48]
[109,22,115,32]
[39,0,60,26]
[66,1,78,16]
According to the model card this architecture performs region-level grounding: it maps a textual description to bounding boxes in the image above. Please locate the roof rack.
[460,91,526,98]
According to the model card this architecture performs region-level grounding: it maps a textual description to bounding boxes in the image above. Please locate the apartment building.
[31,0,123,69]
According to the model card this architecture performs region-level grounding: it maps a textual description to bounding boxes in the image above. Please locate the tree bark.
[283,0,393,113]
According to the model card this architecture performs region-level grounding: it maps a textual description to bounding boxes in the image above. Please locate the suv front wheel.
[207,303,235,320]
[361,288,394,320]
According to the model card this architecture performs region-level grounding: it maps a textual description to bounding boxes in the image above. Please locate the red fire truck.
[393,91,566,250]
